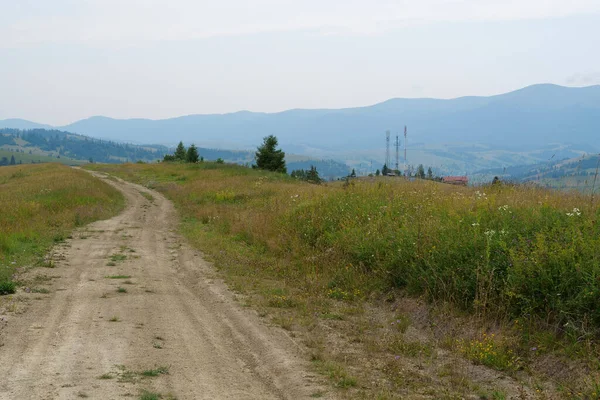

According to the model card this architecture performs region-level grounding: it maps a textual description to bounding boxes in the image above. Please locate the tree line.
[376,163,439,180]
[0,129,165,163]
[163,141,201,163]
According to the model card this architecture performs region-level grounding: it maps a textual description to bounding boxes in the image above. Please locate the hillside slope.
[2,84,598,174]
[8,84,594,150]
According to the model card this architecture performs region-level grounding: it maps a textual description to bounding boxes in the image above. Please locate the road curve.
[0,171,332,400]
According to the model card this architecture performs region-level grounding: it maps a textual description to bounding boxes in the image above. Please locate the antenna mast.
[395,135,399,173]
[404,126,408,176]
[385,130,391,170]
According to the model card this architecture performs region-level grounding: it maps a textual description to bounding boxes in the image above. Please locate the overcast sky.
[1,0,600,125]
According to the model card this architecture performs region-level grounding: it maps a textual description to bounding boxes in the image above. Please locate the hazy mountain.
[30,83,596,150]
[2,84,599,174]
[0,119,53,130]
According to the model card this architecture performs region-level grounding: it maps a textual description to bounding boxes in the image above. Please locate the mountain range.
[2,84,599,174]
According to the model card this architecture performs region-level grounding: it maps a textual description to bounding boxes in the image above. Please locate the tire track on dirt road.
[0,171,333,400]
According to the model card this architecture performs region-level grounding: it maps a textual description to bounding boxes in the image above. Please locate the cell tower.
[385,130,391,169]
[403,126,408,176]
[395,135,400,173]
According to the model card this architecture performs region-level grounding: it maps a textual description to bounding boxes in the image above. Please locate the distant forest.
[0,128,167,163]
[0,129,351,178]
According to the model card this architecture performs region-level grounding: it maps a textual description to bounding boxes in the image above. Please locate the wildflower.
[472,223,480,227]
[484,230,496,238]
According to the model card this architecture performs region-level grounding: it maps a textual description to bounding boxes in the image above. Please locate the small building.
[442,176,468,186]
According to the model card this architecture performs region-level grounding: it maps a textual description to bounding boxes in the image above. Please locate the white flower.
[472,223,480,227]
[475,190,488,200]
[484,229,496,238]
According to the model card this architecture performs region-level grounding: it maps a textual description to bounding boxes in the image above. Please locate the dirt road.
[0,172,331,399]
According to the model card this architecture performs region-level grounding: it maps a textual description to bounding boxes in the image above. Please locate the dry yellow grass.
[0,164,124,283]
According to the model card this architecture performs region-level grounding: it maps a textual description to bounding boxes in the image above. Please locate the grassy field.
[87,162,600,398]
[0,149,86,166]
[0,164,124,286]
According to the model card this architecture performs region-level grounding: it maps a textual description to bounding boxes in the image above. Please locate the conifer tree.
[306,165,321,183]
[382,164,389,175]
[174,141,186,161]
[253,135,286,173]
[186,144,199,163]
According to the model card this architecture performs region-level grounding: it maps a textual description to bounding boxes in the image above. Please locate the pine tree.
[350,168,357,178]
[375,169,380,176]
[427,167,433,180]
[416,164,425,179]
[382,164,389,175]
[253,135,286,173]
[9,155,15,165]
[306,165,321,184]
[186,144,199,163]
[174,141,186,161]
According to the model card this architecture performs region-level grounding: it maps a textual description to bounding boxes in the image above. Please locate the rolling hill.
[0,129,350,178]
[2,84,599,174]
[473,152,600,190]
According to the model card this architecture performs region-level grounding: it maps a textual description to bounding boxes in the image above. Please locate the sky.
[1,0,600,125]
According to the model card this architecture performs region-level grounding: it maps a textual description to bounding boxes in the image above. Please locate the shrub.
[0,280,16,295]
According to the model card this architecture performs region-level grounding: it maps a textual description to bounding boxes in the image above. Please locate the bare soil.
[0,172,332,399]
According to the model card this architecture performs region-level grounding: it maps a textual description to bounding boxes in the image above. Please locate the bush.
[0,280,16,295]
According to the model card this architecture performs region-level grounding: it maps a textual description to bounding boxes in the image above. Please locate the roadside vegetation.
[86,161,600,398]
[0,164,124,288]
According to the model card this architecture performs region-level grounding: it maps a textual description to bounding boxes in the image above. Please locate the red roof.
[443,176,468,182]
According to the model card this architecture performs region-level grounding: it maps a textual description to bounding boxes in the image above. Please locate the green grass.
[110,254,127,262]
[117,287,127,293]
[140,191,155,202]
[458,333,521,372]
[86,162,600,395]
[0,280,16,295]
[0,164,124,285]
[105,275,131,279]
[139,391,176,400]
[0,149,85,166]
[139,392,160,400]
[313,360,357,388]
[86,162,600,331]
[140,366,169,377]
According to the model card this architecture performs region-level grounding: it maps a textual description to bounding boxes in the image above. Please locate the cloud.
[1,0,600,47]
